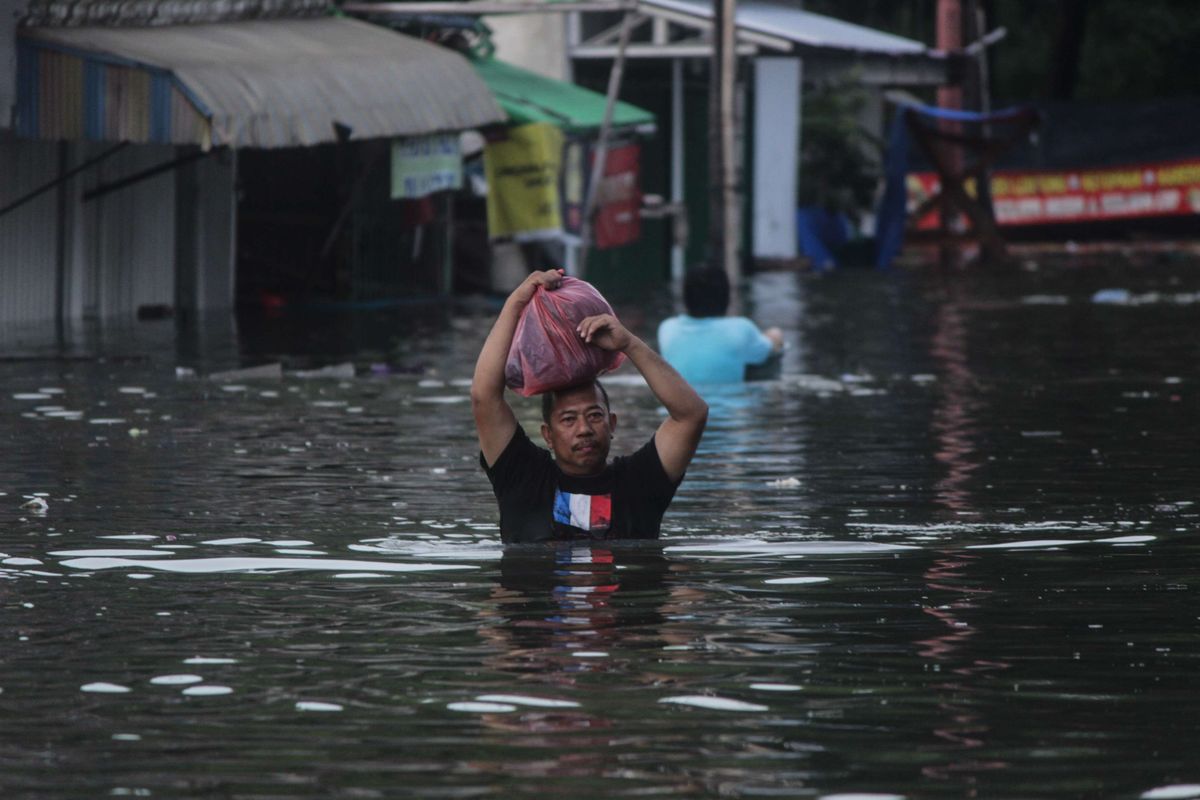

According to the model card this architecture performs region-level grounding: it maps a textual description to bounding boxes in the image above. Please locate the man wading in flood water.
[472,269,708,543]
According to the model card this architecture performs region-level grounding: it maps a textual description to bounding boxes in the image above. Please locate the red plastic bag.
[505,276,627,397]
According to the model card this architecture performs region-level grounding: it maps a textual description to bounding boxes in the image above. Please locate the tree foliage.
[800,0,1200,103]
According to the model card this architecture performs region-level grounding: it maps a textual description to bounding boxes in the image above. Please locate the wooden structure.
[904,105,1038,260]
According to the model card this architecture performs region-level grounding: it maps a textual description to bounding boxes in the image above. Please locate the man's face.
[540,384,617,477]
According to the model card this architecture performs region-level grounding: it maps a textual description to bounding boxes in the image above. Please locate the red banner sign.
[909,157,1200,228]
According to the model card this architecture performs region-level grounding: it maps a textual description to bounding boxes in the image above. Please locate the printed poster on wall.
[560,139,643,249]
[591,142,642,250]
[483,122,564,240]
[391,134,462,200]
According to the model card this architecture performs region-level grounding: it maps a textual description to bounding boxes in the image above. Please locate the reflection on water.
[3,256,1200,798]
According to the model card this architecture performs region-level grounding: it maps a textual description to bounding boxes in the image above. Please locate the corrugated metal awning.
[639,0,932,55]
[17,17,507,149]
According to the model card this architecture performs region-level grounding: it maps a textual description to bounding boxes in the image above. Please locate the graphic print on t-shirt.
[553,489,612,533]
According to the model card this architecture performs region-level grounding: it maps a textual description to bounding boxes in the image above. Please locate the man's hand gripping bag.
[505,276,626,397]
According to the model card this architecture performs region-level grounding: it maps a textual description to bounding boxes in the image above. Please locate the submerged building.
[0,0,505,328]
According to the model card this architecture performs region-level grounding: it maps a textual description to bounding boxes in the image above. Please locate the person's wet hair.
[683,266,730,318]
[541,380,610,423]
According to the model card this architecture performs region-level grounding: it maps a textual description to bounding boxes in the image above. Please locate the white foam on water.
[37,388,64,395]
[447,701,516,713]
[820,794,906,800]
[333,573,388,579]
[1094,535,1156,544]
[202,538,262,546]
[264,540,314,547]
[418,379,445,388]
[117,387,146,394]
[750,683,803,692]
[100,535,159,541]
[965,539,1086,550]
[3,558,42,566]
[475,694,580,708]
[764,577,830,585]
[51,549,169,557]
[88,418,127,425]
[112,734,141,741]
[13,393,52,400]
[127,574,154,580]
[274,549,327,556]
[311,400,347,408]
[182,685,233,696]
[666,538,918,558]
[59,556,481,575]
[296,701,344,712]
[349,540,503,562]
[219,385,247,392]
[1141,787,1200,800]
[658,695,768,712]
[81,682,131,693]
[571,651,608,658]
[413,396,468,404]
[150,674,203,686]
[183,657,238,665]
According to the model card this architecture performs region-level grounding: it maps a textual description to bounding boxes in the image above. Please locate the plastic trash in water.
[1092,289,1132,305]
[292,363,356,380]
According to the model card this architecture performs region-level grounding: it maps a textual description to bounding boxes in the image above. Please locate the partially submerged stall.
[2,2,505,324]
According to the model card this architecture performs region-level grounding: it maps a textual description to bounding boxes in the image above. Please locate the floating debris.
[209,363,282,382]
[766,477,802,489]
[20,497,48,513]
[292,363,355,380]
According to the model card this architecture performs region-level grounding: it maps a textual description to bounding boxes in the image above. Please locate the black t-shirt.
[480,426,681,543]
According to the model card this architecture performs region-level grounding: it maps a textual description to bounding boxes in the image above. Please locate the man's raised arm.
[577,314,708,483]
[471,269,563,467]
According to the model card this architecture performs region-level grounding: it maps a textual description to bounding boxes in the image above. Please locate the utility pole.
[709,0,739,289]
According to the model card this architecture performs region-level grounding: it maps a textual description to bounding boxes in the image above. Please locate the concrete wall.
[485,8,569,80]
[753,57,802,259]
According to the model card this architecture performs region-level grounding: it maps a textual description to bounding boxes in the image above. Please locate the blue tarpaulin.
[796,207,852,272]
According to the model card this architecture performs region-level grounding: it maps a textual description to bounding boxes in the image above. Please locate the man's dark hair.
[541,380,610,423]
[683,266,730,318]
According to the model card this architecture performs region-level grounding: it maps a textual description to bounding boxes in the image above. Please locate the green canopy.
[472,58,655,134]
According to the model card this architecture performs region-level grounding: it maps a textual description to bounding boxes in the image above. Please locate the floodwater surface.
[2,256,1199,799]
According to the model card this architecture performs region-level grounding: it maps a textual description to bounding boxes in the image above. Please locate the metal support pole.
[578,10,636,276]
[709,0,739,287]
[670,57,685,281]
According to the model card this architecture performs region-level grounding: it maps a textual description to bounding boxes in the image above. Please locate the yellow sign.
[483,122,564,240]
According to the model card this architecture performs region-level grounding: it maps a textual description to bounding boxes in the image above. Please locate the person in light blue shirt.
[657,266,783,384]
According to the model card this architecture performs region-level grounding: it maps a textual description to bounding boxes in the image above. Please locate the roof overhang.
[473,57,655,134]
[17,17,507,149]
[570,0,951,86]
